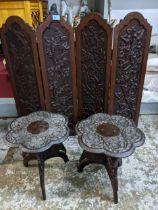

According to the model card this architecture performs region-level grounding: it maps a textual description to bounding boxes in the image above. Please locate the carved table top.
[5,111,69,153]
[75,113,145,158]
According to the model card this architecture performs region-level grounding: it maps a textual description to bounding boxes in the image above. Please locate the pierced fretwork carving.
[1,16,44,116]
[110,13,152,125]
[76,13,112,120]
[37,16,77,129]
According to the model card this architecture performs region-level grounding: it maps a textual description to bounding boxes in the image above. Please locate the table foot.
[78,150,120,204]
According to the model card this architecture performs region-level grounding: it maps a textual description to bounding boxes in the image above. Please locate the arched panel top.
[1,16,45,116]
[115,12,152,33]
[2,16,35,37]
[37,16,77,129]
[75,12,112,35]
[76,12,112,120]
[37,15,74,36]
[109,12,152,125]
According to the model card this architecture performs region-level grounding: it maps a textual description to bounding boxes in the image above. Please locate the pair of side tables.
[5,111,145,204]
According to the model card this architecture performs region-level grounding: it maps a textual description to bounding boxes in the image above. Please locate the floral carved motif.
[114,20,146,119]
[43,22,74,126]
[5,22,41,115]
[80,20,108,118]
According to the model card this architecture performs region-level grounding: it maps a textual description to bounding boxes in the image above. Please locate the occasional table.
[5,111,69,200]
[75,113,145,204]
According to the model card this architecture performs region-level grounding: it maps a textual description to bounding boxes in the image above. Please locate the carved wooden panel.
[37,16,77,128]
[1,16,45,116]
[109,12,152,125]
[76,13,112,120]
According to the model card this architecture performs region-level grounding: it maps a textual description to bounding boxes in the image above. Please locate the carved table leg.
[46,144,69,163]
[22,143,69,200]
[22,143,69,166]
[105,157,119,204]
[78,151,89,172]
[79,150,87,162]
[37,154,46,200]
[78,151,119,204]
[57,150,69,163]
[59,143,67,153]
[78,157,90,172]
[78,151,106,172]
[22,152,36,167]
[118,158,122,167]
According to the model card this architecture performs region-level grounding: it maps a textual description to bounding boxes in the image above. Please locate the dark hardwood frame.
[37,15,78,123]
[1,16,45,115]
[109,12,152,125]
[75,13,112,119]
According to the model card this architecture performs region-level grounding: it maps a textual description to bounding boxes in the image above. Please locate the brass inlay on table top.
[96,123,120,137]
[27,120,49,134]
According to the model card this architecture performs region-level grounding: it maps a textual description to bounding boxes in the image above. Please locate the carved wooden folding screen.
[37,16,77,128]
[76,13,112,120]
[109,12,152,125]
[1,16,45,116]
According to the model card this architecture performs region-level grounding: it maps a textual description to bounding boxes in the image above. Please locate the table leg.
[78,157,90,172]
[79,150,87,162]
[57,150,69,163]
[22,144,69,201]
[59,143,67,153]
[22,143,69,167]
[37,155,46,200]
[22,152,36,167]
[105,157,119,204]
[118,158,122,167]
[78,151,106,172]
[78,151,119,204]
[44,144,69,163]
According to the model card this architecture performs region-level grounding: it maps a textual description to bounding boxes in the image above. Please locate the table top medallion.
[5,111,69,153]
[75,113,145,158]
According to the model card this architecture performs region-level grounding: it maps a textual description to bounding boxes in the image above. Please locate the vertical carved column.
[1,16,45,115]
[37,16,77,129]
[75,13,112,120]
[109,12,152,125]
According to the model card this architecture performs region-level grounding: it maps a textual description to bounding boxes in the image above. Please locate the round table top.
[5,111,69,153]
[75,113,145,158]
